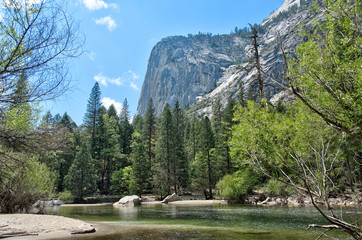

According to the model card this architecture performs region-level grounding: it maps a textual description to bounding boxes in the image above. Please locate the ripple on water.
[45,204,356,240]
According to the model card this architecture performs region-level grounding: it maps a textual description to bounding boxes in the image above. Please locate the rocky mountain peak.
[137,0,314,116]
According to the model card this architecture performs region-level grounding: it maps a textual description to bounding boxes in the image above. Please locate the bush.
[0,157,55,213]
[216,167,259,203]
[58,190,74,203]
[110,166,133,195]
[262,179,293,198]
[24,158,55,197]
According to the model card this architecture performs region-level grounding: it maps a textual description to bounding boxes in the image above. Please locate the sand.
[0,214,95,239]
[141,199,227,206]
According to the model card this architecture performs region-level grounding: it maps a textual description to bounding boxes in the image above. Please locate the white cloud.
[102,97,123,114]
[81,0,118,11]
[95,16,117,31]
[94,72,122,87]
[94,70,140,93]
[125,70,140,91]
[94,70,140,90]
[129,81,139,91]
[88,51,96,61]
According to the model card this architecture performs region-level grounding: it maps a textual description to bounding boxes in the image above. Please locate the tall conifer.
[142,99,156,176]
[83,82,102,157]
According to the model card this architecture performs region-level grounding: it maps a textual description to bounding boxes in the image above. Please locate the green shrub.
[110,166,133,195]
[0,157,55,213]
[216,167,259,203]
[58,190,74,203]
[262,179,293,197]
[24,158,55,197]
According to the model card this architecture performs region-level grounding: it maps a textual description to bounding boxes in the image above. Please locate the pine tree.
[222,98,236,174]
[83,82,102,157]
[10,72,29,107]
[173,101,188,191]
[142,99,157,181]
[238,81,247,107]
[185,117,200,166]
[60,112,77,132]
[154,104,174,196]
[246,84,255,102]
[119,98,133,158]
[41,111,54,126]
[211,98,228,177]
[65,142,97,201]
[130,131,148,197]
[107,104,119,123]
[97,113,121,194]
[197,116,215,199]
[55,113,77,192]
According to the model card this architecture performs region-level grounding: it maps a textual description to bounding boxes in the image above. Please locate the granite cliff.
[137,0,315,116]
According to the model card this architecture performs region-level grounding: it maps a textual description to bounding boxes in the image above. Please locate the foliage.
[172,101,188,189]
[110,166,133,195]
[142,99,157,183]
[24,158,55,197]
[65,143,97,201]
[58,190,74,204]
[0,0,83,107]
[191,116,216,199]
[0,156,55,213]
[119,98,133,157]
[230,100,360,237]
[83,82,102,157]
[216,167,260,202]
[97,113,121,194]
[262,179,293,198]
[287,0,361,141]
[130,131,150,196]
[153,103,175,196]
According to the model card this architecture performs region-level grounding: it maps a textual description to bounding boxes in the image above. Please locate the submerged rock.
[113,195,142,207]
[161,193,182,204]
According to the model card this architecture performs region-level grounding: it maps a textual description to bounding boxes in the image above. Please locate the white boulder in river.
[113,195,142,207]
[161,193,181,203]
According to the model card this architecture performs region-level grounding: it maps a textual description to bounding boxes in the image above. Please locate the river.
[45,203,357,239]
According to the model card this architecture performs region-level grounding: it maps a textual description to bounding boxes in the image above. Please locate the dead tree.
[248,24,265,105]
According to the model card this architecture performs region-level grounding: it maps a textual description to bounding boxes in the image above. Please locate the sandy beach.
[0,214,96,239]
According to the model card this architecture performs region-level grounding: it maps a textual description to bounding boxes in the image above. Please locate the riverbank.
[0,214,95,239]
[141,199,227,206]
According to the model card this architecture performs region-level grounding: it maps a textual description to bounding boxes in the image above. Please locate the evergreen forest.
[0,0,360,238]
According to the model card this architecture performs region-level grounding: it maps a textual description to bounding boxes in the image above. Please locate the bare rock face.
[137,0,316,116]
[137,34,246,116]
[161,193,182,203]
[113,195,142,207]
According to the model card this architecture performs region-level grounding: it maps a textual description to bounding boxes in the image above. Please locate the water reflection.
[115,206,139,219]
[45,204,357,239]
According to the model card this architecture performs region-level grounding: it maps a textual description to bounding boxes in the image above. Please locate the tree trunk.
[207,150,213,199]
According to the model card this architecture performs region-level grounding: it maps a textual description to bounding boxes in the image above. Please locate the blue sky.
[46,0,284,125]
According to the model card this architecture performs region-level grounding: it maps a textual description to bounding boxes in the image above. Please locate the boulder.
[53,199,65,205]
[161,193,181,204]
[33,199,64,208]
[113,195,142,207]
[259,197,270,205]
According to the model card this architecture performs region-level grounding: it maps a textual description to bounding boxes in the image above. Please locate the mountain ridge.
[137,0,314,116]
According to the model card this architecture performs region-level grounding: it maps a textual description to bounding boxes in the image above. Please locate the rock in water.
[161,193,182,203]
[113,195,142,207]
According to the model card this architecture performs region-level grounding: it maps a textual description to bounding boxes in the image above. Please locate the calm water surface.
[45,204,358,239]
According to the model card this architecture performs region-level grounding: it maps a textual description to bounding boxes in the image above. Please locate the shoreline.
[141,199,227,206]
